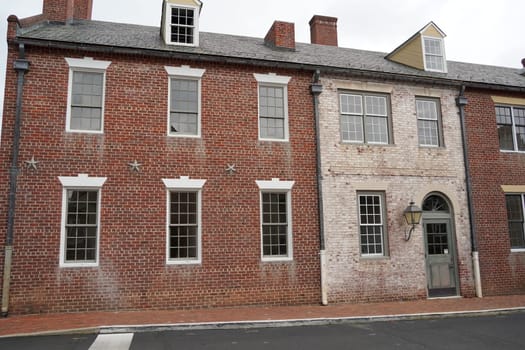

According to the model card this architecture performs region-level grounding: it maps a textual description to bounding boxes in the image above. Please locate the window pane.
[365,96,387,116]
[506,195,525,249]
[340,94,362,114]
[416,100,438,120]
[424,38,443,56]
[418,119,439,146]
[170,7,195,44]
[70,71,103,131]
[340,93,389,144]
[424,38,445,71]
[261,192,288,257]
[341,115,364,142]
[515,109,525,151]
[169,191,198,259]
[364,116,388,144]
[259,86,285,139]
[358,194,385,255]
[170,78,198,135]
[64,190,98,263]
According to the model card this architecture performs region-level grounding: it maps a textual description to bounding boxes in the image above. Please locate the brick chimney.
[521,58,525,76]
[264,21,295,51]
[309,15,338,46]
[43,0,93,23]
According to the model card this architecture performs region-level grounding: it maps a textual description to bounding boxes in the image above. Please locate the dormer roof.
[386,22,447,73]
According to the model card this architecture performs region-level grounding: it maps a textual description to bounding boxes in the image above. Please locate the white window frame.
[164,3,200,47]
[58,174,107,268]
[65,57,111,134]
[165,65,205,138]
[416,97,443,147]
[496,105,525,153]
[162,176,206,265]
[357,192,388,258]
[256,178,294,262]
[505,193,525,252]
[254,73,291,142]
[339,91,391,145]
[422,36,447,73]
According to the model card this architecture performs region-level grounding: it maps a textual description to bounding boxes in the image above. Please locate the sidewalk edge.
[1,306,524,339]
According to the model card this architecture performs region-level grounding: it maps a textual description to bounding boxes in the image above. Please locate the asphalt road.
[1,312,524,349]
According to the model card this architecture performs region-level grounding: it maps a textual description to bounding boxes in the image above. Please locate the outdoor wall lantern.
[403,201,423,241]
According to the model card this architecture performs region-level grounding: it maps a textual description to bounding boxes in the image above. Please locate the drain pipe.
[456,86,482,298]
[2,44,30,317]
[310,70,328,305]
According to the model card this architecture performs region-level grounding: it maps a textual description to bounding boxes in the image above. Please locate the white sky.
[1,0,524,122]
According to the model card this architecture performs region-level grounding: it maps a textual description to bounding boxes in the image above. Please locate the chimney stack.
[309,15,338,46]
[264,21,296,51]
[521,58,525,76]
[43,0,93,23]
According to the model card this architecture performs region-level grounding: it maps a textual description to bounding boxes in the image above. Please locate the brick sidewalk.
[1,295,525,338]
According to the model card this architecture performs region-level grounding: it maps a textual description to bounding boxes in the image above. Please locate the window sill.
[419,145,444,149]
[511,248,525,253]
[259,138,289,143]
[359,255,390,261]
[262,256,293,263]
[500,150,525,154]
[66,129,104,135]
[340,141,393,146]
[60,262,99,268]
[168,134,201,139]
[166,259,202,265]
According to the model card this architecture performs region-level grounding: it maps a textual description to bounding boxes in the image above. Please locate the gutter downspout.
[2,44,30,317]
[310,70,328,305]
[456,86,482,298]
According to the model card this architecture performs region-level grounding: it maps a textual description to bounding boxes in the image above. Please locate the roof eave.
[12,37,525,93]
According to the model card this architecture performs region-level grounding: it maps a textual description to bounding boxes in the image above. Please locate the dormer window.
[423,37,446,72]
[386,22,447,73]
[162,0,202,47]
[170,7,196,45]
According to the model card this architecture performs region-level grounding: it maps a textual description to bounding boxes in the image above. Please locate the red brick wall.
[464,89,525,296]
[309,16,338,47]
[264,21,295,50]
[42,0,92,22]
[0,44,321,314]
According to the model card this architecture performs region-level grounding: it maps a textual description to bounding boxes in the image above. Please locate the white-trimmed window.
[358,192,388,257]
[58,174,107,267]
[256,178,294,261]
[165,66,205,137]
[65,57,111,133]
[416,98,443,147]
[254,73,291,141]
[164,2,200,46]
[340,92,391,144]
[163,176,206,264]
[496,105,525,152]
[505,194,525,251]
[423,37,446,72]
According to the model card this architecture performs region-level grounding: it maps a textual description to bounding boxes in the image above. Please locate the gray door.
[424,219,459,297]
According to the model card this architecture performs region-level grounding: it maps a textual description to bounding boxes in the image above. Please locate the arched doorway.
[422,193,459,298]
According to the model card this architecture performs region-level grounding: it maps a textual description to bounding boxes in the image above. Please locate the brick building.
[2,0,525,316]
[0,0,322,315]
[316,22,477,302]
[464,81,525,296]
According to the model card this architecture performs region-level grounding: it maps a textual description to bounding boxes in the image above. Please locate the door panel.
[424,219,458,297]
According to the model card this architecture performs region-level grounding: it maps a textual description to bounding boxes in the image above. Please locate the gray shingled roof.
[17,19,525,89]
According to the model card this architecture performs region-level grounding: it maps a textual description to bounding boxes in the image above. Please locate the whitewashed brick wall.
[319,76,475,302]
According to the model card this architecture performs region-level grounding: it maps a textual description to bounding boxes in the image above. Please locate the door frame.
[421,193,460,298]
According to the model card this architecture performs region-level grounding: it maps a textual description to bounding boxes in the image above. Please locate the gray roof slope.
[17,19,525,89]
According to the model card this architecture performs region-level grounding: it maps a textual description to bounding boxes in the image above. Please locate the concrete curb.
[1,306,524,339]
[100,306,525,334]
